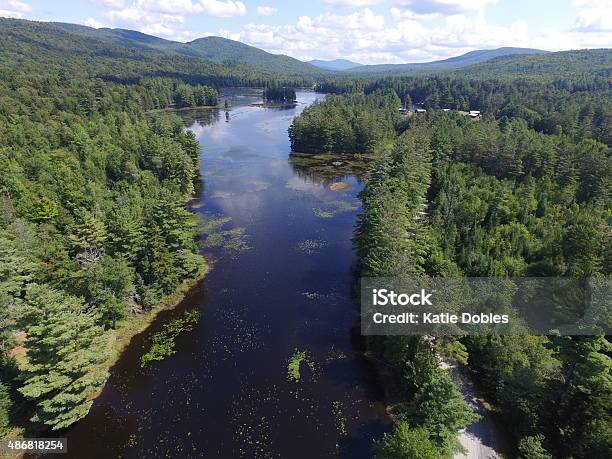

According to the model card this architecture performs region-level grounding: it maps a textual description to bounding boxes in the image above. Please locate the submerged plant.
[296,239,327,254]
[140,309,200,367]
[287,349,316,382]
[199,213,251,252]
[312,200,359,219]
[332,401,348,437]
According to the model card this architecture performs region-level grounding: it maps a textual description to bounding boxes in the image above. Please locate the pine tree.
[17,285,110,430]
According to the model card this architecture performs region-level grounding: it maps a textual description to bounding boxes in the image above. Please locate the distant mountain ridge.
[2,18,596,82]
[308,59,363,71]
[342,47,548,75]
[50,22,325,76]
[47,22,547,77]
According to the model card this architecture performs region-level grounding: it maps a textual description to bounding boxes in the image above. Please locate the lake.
[52,89,390,458]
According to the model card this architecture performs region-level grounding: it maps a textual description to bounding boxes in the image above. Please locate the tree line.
[291,70,611,457]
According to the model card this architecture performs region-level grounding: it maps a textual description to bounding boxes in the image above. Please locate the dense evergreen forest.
[291,53,611,458]
[289,91,400,153]
[263,82,297,103]
[0,20,233,434]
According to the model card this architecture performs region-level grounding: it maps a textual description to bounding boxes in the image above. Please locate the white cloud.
[257,5,277,16]
[197,0,246,17]
[95,0,246,41]
[390,6,439,21]
[7,0,31,12]
[394,0,498,15]
[572,0,612,32]
[113,1,246,18]
[84,17,109,28]
[325,0,385,6]
[228,8,536,64]
[0,0,32,17]
[93,0,126,8]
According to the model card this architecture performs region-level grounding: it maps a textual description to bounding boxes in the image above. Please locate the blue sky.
[1,0,610,64]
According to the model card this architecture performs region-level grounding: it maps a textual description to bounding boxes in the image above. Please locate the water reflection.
[289,153,374,185]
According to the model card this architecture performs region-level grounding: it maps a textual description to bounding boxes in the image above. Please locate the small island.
[263,82,297,104]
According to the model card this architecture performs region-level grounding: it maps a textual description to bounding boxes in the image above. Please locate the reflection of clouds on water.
[211,191,236,199]
[218,147,262,161]
[205,119,231,142]
[269,159,286,168]
[247,180,272,192]
[285,176,330,200]
[256,120,275,135]
[215,191,265,221]
[187,122,206,138]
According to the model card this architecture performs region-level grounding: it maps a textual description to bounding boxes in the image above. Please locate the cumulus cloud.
[226,7,536,64]
[130,0,246,17]
[394,0,498,15]
[572,0,612,32]
[84,17,110,28]
[0,0,32,18]
[325,0,385,7]
[89,0,246,41]
[256,5,277,16]
[197,0,246,17]
[93,0,126,8]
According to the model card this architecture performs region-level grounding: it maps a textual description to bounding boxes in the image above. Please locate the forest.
[0,41,220,432]
[263,82,297,103]
[291,63,611,458]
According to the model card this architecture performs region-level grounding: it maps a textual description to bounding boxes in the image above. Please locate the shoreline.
[2,260,209,456]
[102,260,209,374]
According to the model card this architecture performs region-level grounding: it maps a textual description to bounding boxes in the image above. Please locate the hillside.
[184,36,325,76]
[0,18,319,85]
[344,47,547,75]
[309,59,363,71]
[456,48,612,80]
[53,22,325,77]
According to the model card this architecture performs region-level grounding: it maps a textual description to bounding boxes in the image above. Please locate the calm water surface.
[55,89,390,458]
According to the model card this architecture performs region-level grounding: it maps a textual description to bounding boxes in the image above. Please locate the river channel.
[53,89,390,458]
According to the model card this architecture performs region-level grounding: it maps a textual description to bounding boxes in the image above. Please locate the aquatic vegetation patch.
[287,350,316,382]
[140,309,200,367]
[302,291,322,300]
[199,213,251,252]
[296,239,327,254]
[312,208,335,218]
[312,200,359,218]
[332,401,348,437]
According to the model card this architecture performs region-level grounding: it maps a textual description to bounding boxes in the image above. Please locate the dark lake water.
[52,89,390,458]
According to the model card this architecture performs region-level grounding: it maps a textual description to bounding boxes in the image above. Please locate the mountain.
[343,47,548,75]
[456,48,611,80]
[51,23,325,77]
[308,59,363,71]
[184,36,324,75]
